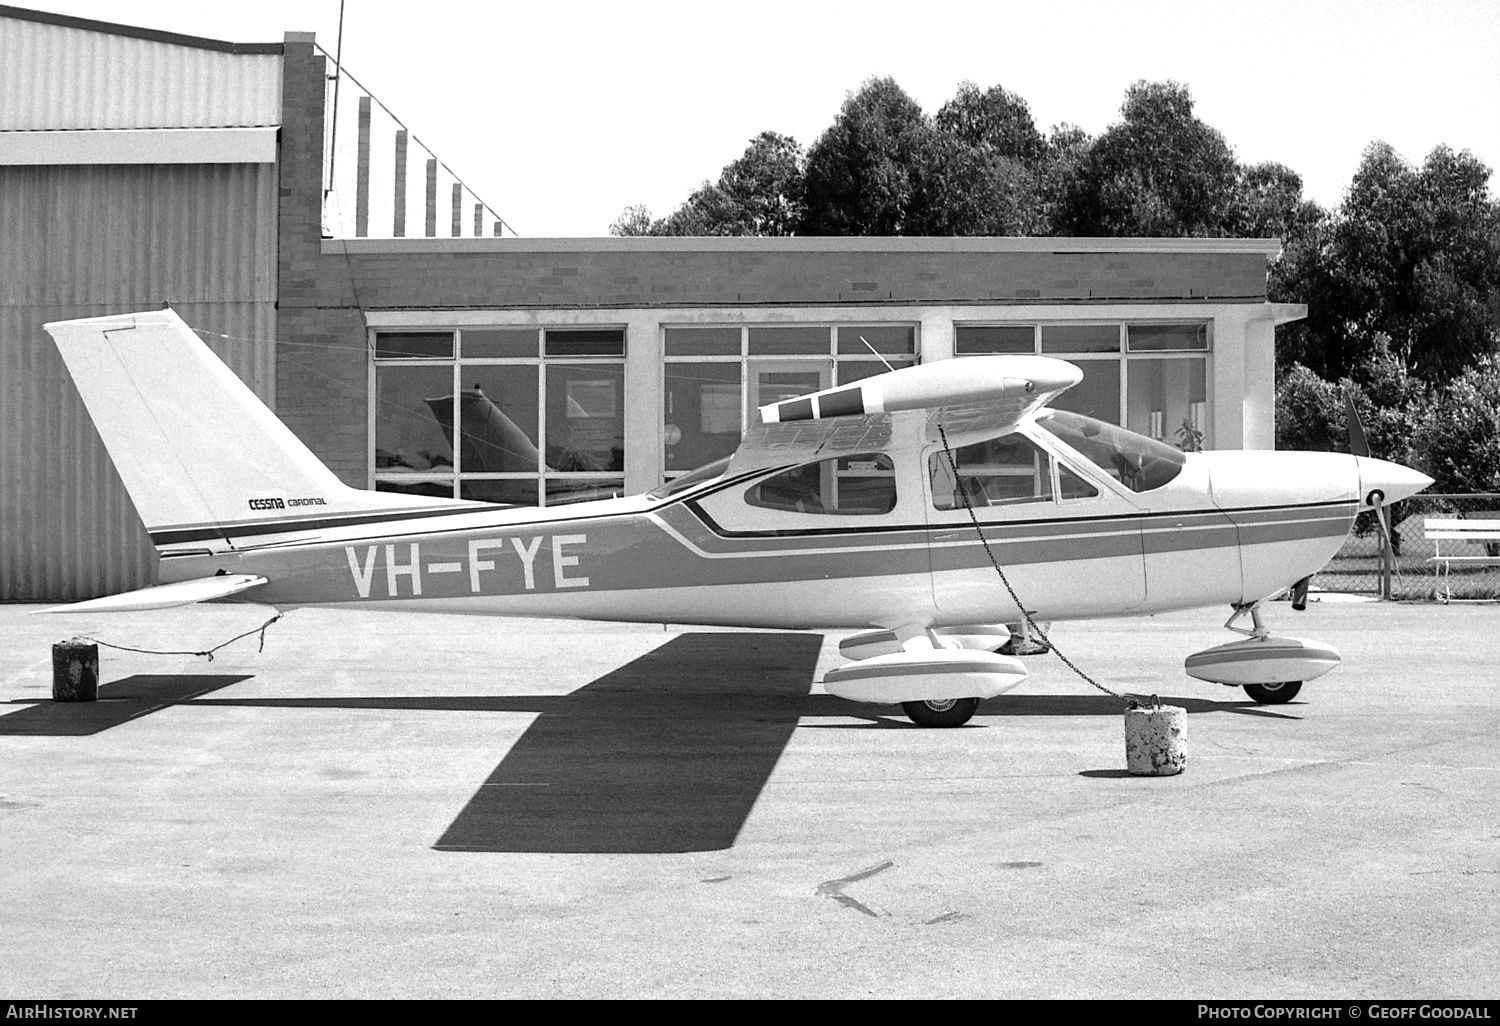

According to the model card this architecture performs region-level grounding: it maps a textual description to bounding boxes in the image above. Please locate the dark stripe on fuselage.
[150,505,479,546]
[151,467,783,550]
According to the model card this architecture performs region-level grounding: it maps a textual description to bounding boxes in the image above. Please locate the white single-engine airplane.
[41,309,1431,726]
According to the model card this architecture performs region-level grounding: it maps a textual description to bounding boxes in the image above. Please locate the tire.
[1243,681,1302,704]
[901,697,980,727]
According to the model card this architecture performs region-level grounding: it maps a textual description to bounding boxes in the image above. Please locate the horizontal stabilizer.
[34,574,268,614]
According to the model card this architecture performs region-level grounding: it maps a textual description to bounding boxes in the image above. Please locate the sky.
[18,0,1500,237]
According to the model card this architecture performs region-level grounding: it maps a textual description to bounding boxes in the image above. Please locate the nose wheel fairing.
[1185,603,1341,704]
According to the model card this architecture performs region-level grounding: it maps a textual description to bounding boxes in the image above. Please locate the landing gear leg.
[901,697,980,727]
[1224,601,1271,639]
[1220,603,1314,703]
[1000,615,1050,656]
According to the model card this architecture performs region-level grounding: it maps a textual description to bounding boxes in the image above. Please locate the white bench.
[1425,517,1500,601]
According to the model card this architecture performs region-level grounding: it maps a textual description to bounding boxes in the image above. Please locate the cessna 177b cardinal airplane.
[40,309,1432,726]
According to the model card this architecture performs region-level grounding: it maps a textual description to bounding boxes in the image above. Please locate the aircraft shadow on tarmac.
[0,634,1297,854]
[0,673,252,736]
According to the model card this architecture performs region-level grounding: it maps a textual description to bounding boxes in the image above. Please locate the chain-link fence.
[1312,493,1500,601]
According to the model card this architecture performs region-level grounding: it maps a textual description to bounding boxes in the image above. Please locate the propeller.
[1344,387,1371,459]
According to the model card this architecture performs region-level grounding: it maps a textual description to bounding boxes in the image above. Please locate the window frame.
[952,320,1213,448]
[659,323,920,481]
[370,325,627,505]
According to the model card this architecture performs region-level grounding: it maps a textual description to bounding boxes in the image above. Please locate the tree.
[934,81,1045,164]
[912,82,1050,236]
[1275,363,1345,453]
[1035,122,1092,233]
[1229,161,1322,240]
[609,132,806,237]
[608,203,655,237]
[800,77,935,235]
[909,137,1039,236]
[1412,358,1500,493]
[712,131,806,236]
[1276,142,1500,381]
[1275,337,1431,461]
[1053,80,1240,237]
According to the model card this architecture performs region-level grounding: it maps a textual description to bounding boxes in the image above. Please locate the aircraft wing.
[33,574,268,614]
[729,355,1081,473]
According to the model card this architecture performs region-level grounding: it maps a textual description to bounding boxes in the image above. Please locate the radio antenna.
[859,335,896,372]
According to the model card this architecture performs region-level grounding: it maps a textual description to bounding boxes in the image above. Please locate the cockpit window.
[1036,410,1185,492]
[648,455,731,499]
[745,453,897,515]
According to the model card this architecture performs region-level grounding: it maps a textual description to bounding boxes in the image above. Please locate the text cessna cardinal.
[41,310,1431,726]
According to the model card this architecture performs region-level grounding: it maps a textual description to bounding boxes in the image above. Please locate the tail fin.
[46,309,464,547]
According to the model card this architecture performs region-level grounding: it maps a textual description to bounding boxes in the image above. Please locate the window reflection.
[440,369,541,474]
[665,363,742,472]
[375,365,454,472]
[547,365,624,472]
[930,434,1053,510]
[1049,361,1120,423]
[955,325,1034,355]
[459,479,539,506]
[374,327,625,506]
[745,454,896,515]
[1126,358,1207,449]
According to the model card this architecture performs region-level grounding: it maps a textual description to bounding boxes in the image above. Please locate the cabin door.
[925,430,1147,621]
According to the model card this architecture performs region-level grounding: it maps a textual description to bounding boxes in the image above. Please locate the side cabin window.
[745,454,897,515]
[1035,410,1185,493]
[931,433,1096,510]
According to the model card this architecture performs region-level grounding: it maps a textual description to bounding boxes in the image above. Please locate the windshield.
[647,456,732,500]
[1035,410,1185,492]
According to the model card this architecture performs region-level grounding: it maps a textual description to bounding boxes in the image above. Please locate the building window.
[373,327,625,506]
[954,321,1211,449]
[662,324,917,477]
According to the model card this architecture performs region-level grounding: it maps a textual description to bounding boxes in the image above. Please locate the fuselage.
[156,414,1427,631]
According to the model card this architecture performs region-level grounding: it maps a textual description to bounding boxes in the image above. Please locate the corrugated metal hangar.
[0,4,1304,601]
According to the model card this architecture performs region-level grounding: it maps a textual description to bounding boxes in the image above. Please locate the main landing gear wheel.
[901,697,980,727]
[1243,681,1302,705]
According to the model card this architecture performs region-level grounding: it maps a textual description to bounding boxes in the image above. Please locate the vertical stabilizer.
[45,309,463,540]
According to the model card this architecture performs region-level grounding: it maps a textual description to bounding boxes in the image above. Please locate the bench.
[1425,517,1500,601]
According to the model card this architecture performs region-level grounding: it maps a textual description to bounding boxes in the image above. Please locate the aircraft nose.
[1355,457,1433,508]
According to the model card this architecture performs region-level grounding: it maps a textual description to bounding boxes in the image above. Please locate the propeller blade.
[1344,388,1371,458]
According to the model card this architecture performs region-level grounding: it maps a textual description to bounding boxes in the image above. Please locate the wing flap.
[33,574,268,614]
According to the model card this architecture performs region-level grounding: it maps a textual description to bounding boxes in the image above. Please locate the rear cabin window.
[745,454,897,515]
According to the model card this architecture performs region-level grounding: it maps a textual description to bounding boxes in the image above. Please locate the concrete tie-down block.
[1124,700,1187,776]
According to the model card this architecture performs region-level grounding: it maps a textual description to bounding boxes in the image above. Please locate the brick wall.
[308,246,1269,312]
[276,37,371,484]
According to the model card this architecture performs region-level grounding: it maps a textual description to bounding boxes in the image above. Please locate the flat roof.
[326,236,1285,256]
